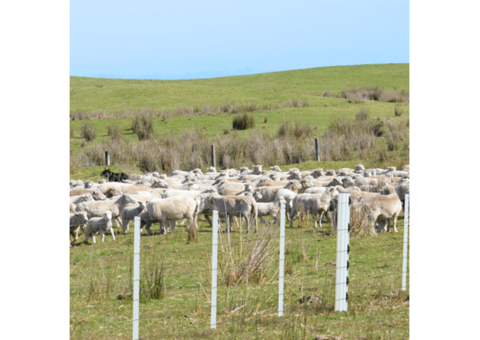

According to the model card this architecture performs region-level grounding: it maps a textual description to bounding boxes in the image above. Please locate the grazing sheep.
[70,212,89,246]
[145,196,199,235]
[120,201,146,233]
[257,196,286,225]
[199,194,258,233]
[83,211,115,243]
[289,187,338,228]
[75,193,138,227]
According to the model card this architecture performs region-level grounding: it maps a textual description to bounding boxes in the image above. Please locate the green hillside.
[70,64,409,112]
[70,64,409,176]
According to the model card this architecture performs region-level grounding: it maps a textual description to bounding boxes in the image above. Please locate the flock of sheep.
[69,164,410,246]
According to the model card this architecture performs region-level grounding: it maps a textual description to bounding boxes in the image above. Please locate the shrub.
[80,121,96,141]
[232,112,255,130]
[263,117,268,123]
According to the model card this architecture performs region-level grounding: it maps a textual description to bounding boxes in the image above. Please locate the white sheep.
[82,211,115,243]
[120,201,146,233]
[257,196,286,225]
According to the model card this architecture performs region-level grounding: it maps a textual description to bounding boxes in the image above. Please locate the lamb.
[75,193,138,227]
[70,212,89,246]
[120,201,146,233]
[289,187,338,228]
[82,211,115,243]
[257,196,286,225]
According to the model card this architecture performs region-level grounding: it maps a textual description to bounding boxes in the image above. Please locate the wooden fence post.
[105,151,110,166]
[315,138,319,162]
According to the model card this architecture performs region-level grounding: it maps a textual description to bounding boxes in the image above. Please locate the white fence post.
[211,210,219,329]
[132,216,140,340]
[335,193,350,312]
[278,203,286,317]
[402,194,409,291]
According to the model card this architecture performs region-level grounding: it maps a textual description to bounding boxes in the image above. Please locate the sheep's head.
[103,211,113,220]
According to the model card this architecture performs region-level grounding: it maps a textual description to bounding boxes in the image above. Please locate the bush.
[232,112,255,130]
[80,121,96,141]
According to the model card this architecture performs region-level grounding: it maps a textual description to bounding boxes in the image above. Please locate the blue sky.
[70,0,409,79]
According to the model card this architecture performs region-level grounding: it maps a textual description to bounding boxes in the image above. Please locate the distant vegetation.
[70,64,409,175]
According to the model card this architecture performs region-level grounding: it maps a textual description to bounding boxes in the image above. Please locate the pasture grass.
[70,216,409,339]
[70,64,409,113]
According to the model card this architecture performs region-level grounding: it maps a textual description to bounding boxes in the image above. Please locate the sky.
[70,0,409,80]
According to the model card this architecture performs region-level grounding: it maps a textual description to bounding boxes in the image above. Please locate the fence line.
[70,201,409,339]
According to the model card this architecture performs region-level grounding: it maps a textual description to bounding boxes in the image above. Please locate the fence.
[70,195,410,339]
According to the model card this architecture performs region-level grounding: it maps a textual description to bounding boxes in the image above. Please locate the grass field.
[70,215,409,339]
[70,64,409,113]
[70,64,409,175]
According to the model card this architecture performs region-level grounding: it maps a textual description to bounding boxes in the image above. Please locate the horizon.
[71,1,409,80]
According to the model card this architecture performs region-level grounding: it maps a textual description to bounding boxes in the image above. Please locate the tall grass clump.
[218,225,278,286]
[131,113,154,140]
[107,123,122,141]
[394,105,404,117]
[277,118,312,140]
[232,112,255,130]
[356,107,370,121]
[140,255,166,300]
[80,121,96,141]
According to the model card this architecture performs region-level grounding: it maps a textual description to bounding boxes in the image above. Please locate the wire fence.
[70,195,409,339]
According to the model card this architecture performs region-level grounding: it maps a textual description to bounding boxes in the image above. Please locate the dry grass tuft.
[131,112,154,140]
[80,121,96,141]
[232,112,255,130]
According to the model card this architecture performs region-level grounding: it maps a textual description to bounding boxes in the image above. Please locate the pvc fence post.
[132,216,140,340]
[211,210,219,329]
[402,194,409,291]
[335,193,350,312]
[211,145,216,169]
[278,203,286,317]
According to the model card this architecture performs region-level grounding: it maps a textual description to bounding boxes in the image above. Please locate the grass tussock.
[355,107,370,121]
[73,115,408,173]
[107,123,122,141]
[394,104,404,117]
[131,112,154,140]
[80,121,96,142]
[232,112,255,130]
[218,224,278,286]
[140,256,166,300]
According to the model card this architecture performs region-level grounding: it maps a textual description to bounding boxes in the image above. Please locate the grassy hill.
[70,64,409,177]
[71,63,408,113]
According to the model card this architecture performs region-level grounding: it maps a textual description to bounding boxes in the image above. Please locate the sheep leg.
[121,219,129,234]
[144,220,153,236]
[92,234,96,244]
[289,206,296,228]
[100,230,105,242]
[318,211,325,228]
[204,214,213,227]
[392,216,398,233]
[110,228,116,241]
[260,216,268,225]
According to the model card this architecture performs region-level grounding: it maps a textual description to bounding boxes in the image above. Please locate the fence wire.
[70,204,409,339]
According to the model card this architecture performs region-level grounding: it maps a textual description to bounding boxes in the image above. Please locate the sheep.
[75,193,138,227]
[92,190,107,201]
[270,165,282,172]
[70,194,95,213]
[144,196,199,235]
[199,194,258,233]
[70,212,89,246]
[70,189,94,197]
[82,211,115,243]
[120,201,146,233]
[257,196,287,225]
[289,187,338,228]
